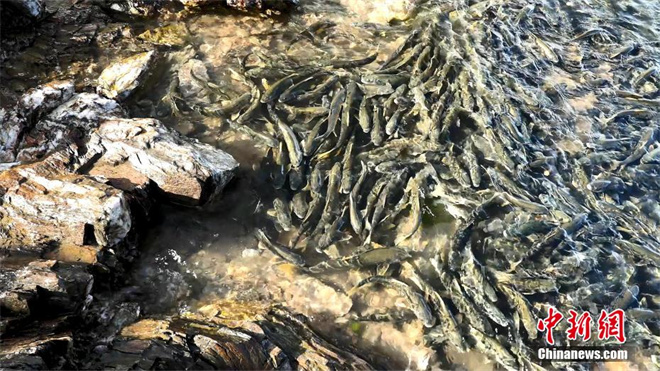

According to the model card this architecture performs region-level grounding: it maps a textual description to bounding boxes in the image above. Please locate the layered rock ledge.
[1,51,238,368]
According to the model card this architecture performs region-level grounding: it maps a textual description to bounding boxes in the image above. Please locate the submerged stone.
[97,51,156,101]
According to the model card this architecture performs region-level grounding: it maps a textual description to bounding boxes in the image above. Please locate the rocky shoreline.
[0,1,374,369]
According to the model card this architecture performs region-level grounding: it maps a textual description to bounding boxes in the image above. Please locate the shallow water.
[126,0,660,368]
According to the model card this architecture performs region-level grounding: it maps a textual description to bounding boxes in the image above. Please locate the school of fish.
[174,0,660,369]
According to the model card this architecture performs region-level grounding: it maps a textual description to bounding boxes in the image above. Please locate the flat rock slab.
[0,149,132,250]
[85,117,239,205]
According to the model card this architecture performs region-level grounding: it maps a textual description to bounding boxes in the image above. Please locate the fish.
[308,164,325,196]
[379,43,424,73]
[271,106,304,168]
[349,276,435,328]
[394,177,421,245]
[601,109,655,126]
[272,141,289,189]
[228,120,279,148]
[383,84,408,116]
[385,107,404,136]
[358,83,395,98]
[444,152,472,188]
[254,229,305,267]
[316,206,348,252]
[365,173,406,244]
[278,71,327,103]
[641,146,660,164]
[633,67,658,87]
[460,245,498,302]
[360,176,389,230]
[322,86,346,139]
[289,74,340,104]
[349,163,369,235]
[360,73,410,87]
[460,142,481,187]
[371,105,385,146]
[467,326,519,371]
[322,52,378,69]
[339,136,355,194]
[403,263,466,352]
[358,95,371,133]
[202,92,252,116]
[320,162,343,225]
[302,117,328,157]
[615,127,656,170]
[488,269,558,294]
[291,192,309,219]
[273,197,293,232]
[308,247,410,273]
[262,68,320,104]
[233,79,262,125]
[433,262,493,334]
[378,29,420,70]
[319,81,357,157]
[498,284,537,340]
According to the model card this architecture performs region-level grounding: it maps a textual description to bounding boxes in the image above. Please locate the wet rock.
[0,149,132,250]
[177,58,211,104]
[0,260,93,320]
[101,0,163,17]
[97,51,156,101]
[84,304,372,370]
[17,80,76,121]
[16,92,124,162]
[85,117,239,205]
[0,81,75,163]
[4,0,44,19]
[138,24,189,47]
[0,323,73,370]
[2,0,45,20]
[179,0,299,12]
[340,0,416,24]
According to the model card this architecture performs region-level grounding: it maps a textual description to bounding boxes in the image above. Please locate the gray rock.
[97,51,156,101]
[18,80,76,120]
[15,92,124,162]
[85,117,239,205]
[0,81,75,163]
[0,259,93,319]
[0,149,133,250]
[3,0,45,20]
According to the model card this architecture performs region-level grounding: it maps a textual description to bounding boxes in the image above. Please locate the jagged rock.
[0,81,75,163]
[84,117,239,205]
[16,92,124,162]
[0,324,73,370]
[0,149,132,250]
[178,0,299,11]
[84,304,372,370]
[97,51,156,101]
[0,260,93,320]
[18,80,76,121]
[101,0,164,17]
[1,0,45,20]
